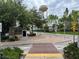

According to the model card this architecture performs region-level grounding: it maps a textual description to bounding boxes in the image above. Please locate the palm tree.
[71,10,78,42]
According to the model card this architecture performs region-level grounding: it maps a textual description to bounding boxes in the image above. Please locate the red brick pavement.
[29,43,59,54]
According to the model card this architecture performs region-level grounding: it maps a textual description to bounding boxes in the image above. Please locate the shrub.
[1,35,9,42]
[27,33,36,36]
[8,38,15,41]
[0,47,23,59]
[8,36,19,41]
[44,25,49,32]
[64,42,79,59]
[1,35,19,42]
[15,36,19,41]
[14,47,23,54]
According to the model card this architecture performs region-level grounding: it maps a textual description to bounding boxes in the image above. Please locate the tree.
[0,0,29,38]
[48,15,58,32]
[71,10,78,42]
[27,8,46,33]
[0,0,45,35]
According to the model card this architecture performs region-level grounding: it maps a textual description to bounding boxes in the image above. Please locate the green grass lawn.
[47,32,79,35]
[34,30,79,35]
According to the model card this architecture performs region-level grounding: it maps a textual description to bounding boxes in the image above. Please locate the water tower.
[39,5,48,20]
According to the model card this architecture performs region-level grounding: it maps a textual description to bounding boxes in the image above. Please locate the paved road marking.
[26,53,63,57]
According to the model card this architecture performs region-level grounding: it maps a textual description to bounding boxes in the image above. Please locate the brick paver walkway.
[25,43,63,59]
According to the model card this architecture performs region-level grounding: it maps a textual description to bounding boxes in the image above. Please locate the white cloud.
[22,0,79,17]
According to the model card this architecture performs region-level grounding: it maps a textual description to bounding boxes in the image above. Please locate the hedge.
[64,42,79,59]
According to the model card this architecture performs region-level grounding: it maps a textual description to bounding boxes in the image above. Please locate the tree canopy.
[0,0,28,33]
[48,15,58,21]
[0,0,45,34]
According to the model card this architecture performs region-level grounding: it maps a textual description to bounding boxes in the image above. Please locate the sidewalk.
[1,33,76,47]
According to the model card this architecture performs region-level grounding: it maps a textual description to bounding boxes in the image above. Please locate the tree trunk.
[73,32,75,42]
[77,35,79,48]
[31,25,33,33]
[9,27,15,38]
[64,22,66,34]
[55,24,57,32]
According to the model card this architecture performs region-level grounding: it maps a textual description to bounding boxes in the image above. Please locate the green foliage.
[58,9,79,32]
[48,15,58,21]
[0,0,44,33]
[0,0,28,34]
[58,24,64,31]
[8,36,19,41]
[1,35,19,42]
[44,24,49,32]
[64,42,79,59]
[1,35,9,41]
[27,8,46,28]
[0,47,23,59]
[8,37,15,41]
[14,47,23,54]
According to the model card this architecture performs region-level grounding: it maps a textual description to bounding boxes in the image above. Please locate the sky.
[22,0,79,17]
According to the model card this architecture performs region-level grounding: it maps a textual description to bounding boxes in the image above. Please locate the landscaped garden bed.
[64,42,79,59]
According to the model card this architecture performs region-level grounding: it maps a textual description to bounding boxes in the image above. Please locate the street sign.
[0,23,2,32]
